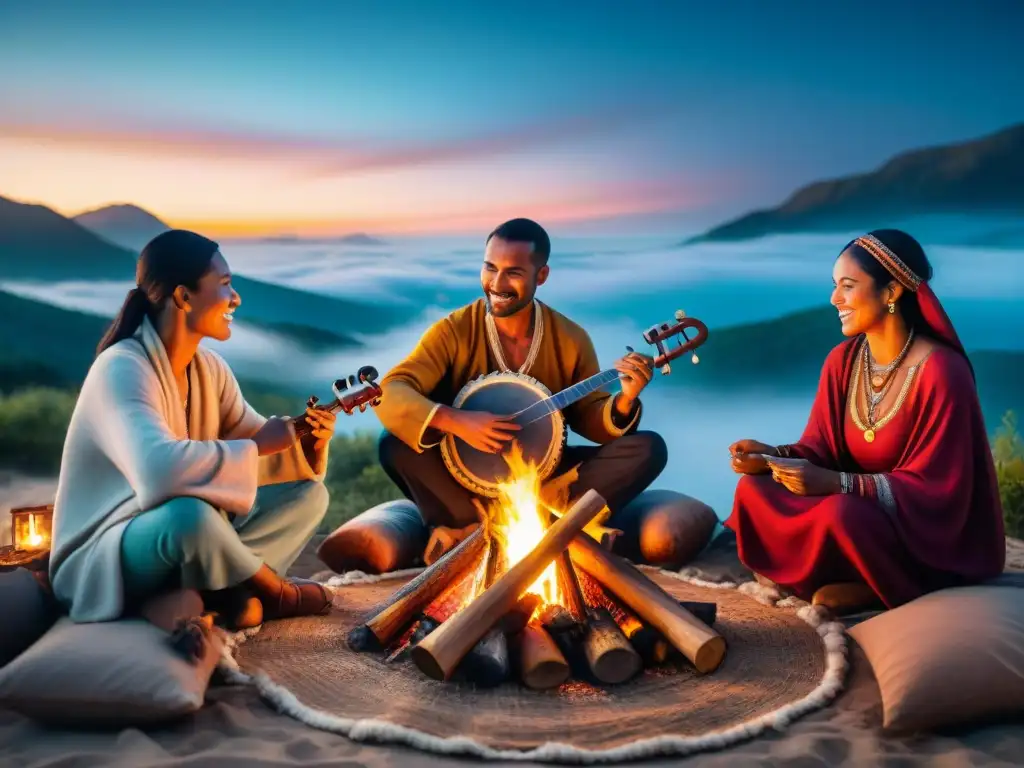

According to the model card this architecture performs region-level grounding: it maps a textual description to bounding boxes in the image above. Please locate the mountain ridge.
[0,194,412,338]
[687,123,1024,244]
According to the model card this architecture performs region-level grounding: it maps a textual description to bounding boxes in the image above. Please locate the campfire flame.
[486,443,562,608]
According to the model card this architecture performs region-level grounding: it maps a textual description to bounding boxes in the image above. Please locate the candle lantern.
[11,504,53,553]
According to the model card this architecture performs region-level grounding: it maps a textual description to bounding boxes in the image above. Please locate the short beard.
[486,292,533,318]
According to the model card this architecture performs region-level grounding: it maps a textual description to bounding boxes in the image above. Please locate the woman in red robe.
[726,229,1005,613]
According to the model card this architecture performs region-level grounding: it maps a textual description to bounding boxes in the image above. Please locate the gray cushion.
[0,616,223,724]
[318,499,429,574]
[0,568,60,668]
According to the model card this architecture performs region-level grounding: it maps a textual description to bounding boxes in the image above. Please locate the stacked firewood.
[346,490,726,689]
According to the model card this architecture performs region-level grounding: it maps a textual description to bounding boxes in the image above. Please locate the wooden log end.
[583,607,642,685]
[693,635,727,674]
[411,643,448,681]
[519,623,571,690]
[524,659,570,690]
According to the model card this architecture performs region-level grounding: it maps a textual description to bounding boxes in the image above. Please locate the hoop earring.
[887,302,895,314]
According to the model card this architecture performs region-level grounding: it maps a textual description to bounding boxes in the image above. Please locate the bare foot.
[812,582,883,615]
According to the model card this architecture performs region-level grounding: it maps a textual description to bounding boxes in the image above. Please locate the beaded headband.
[853,234,923,292]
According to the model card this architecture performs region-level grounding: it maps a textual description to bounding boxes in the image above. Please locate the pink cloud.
[0,103,671,177]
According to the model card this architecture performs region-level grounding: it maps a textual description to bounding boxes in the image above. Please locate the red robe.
[725,338,1005,608]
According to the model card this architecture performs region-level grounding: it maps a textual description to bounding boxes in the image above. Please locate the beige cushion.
[848,584,1024,733]
[0,616,222,724]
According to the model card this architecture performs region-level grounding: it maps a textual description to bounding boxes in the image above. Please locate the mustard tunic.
[374,298,641,451]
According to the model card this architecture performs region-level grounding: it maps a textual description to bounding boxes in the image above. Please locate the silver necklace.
[485,299,544,375]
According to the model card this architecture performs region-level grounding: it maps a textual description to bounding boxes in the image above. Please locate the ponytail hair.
[96,288,153,355]
[96,229,220,357]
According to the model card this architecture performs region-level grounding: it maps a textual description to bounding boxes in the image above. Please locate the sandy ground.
[2,472,1023,767]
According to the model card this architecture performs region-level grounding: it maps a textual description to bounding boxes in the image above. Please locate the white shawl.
[49,316,327,622]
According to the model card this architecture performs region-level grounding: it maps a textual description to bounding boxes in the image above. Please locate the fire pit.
[346,448,727,690]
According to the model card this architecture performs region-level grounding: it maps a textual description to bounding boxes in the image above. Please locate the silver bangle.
[840,472,852,494]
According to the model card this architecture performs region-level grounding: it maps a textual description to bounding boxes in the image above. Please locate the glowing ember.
[487,443,562,608]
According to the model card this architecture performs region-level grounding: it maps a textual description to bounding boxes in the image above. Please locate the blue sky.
[1,0,1021,236]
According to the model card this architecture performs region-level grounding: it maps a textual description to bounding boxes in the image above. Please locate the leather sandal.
[263,578,333,621]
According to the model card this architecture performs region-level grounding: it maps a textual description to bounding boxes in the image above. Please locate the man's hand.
[434,406,520,453]
[765,457,841,496]
[614,350,654,413]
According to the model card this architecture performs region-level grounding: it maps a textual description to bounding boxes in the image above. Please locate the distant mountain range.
[72,203,172,252]
[70,202,388,250]
[671,303,1024,427]
[0,194,412,346]
[256,233,388,246]
[688,123,1024,243]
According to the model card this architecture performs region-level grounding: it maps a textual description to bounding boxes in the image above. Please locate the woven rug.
[221,567,848,764]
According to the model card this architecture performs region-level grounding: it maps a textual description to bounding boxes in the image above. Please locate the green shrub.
[992,410,1024,539]
[320,430,404,532]
[0,387,79,473]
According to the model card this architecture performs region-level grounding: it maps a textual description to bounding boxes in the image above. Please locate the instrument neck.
[513,368,622,424]
[293,400,343,438]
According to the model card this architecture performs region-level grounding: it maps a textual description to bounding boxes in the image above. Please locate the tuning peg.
[675,309,686,320]
[661,363,672,375]
[359,403,367,413]
[306,395,319,408]
[692,353,700,364]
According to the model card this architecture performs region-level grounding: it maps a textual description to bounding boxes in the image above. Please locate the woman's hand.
[729,439,776,474]
[302,406,337,453]
[251,416,297,456]
[765,457,840,496]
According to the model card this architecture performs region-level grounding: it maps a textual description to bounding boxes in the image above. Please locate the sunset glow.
[2,3,1020,236]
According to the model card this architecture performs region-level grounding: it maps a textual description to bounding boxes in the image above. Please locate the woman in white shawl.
[49,229,335,649]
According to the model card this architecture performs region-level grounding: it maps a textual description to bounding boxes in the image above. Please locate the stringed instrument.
[290,365,383,438]
[440,310,709,497]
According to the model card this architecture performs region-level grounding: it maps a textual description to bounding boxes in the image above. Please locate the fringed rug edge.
[216,566,850,764]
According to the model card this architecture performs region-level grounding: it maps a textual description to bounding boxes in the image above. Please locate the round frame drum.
[440,371,566,498]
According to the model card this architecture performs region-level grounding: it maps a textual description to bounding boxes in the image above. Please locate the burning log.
[518,622,570,690]
[347,526,486,651]
[411,489,608,681]
[558,549,641,685]
[581,606,642,684]
[498,593,543,635]
[568,534,727,674]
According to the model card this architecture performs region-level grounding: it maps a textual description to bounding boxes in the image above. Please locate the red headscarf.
[853,233,967,361]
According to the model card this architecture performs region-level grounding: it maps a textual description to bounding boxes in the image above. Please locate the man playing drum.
[371,218,706,567]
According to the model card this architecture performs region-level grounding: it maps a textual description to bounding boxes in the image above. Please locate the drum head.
[441,372,566,498]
